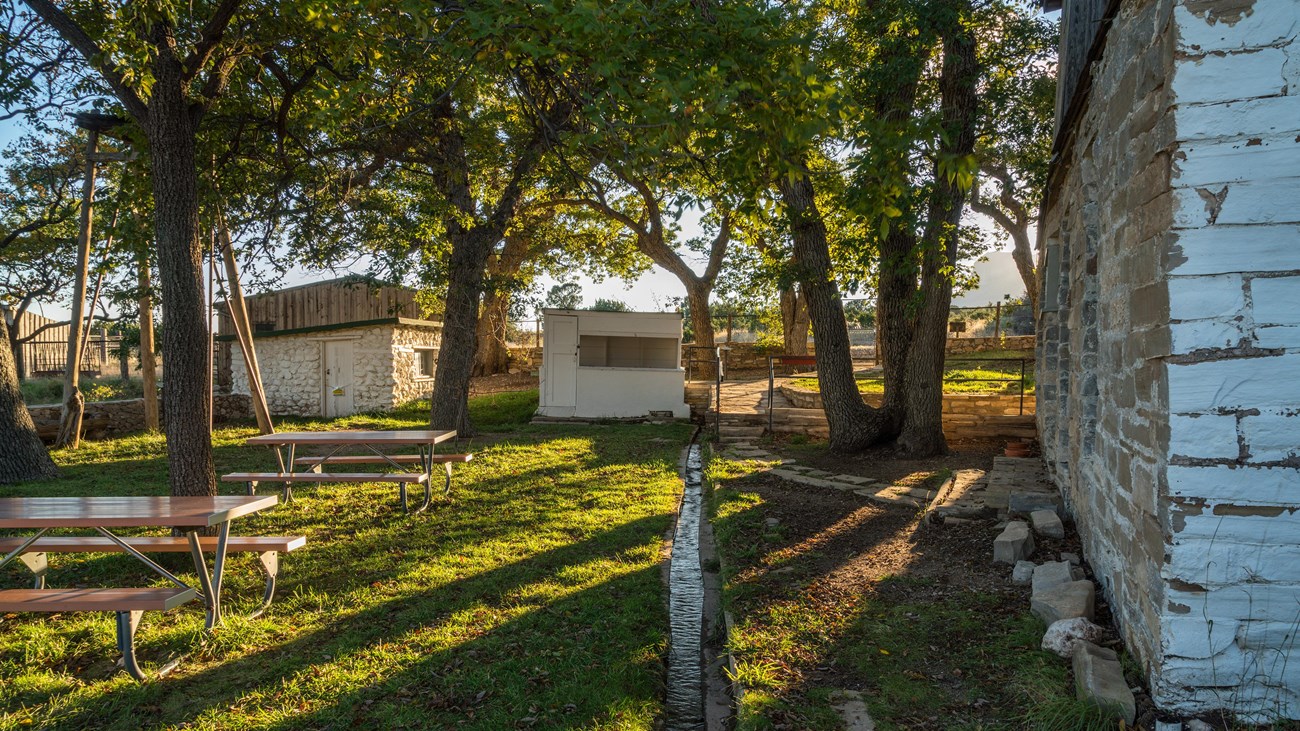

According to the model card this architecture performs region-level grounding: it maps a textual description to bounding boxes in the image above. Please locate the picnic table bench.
[0,534,305,618]
[0,496,282,681]
[228,430,469,513]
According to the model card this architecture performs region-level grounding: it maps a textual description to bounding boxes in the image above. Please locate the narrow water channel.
[665,442,706,730]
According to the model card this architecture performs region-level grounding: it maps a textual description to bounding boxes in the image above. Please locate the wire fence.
[508,301,1032,350]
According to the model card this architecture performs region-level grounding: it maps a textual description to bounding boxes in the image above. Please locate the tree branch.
[24,0,149,122]
[183,0,243,80]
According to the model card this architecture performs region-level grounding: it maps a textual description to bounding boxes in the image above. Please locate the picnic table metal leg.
[0,528,48,573]
[248,551,279,619]
[116,610,146,682]
[186,522,231,630]
[19,552,47,589]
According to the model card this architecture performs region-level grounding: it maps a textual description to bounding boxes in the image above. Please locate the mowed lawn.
[0,391,692,731]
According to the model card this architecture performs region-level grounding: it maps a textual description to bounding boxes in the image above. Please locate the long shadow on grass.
[713,471,1070,730]
[15,512,674,731]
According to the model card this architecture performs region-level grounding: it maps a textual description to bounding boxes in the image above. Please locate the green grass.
[792,359,1035,396]
[0,389,690,730]
[706,459,1106,730]
[21,378,147,406]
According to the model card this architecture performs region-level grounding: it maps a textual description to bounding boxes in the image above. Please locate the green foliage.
[543,282,583,311]
[590,298,631,312]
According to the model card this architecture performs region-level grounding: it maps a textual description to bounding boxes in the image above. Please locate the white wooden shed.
[538,309,690,419]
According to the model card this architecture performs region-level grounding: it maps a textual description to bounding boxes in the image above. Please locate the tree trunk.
[55,128,98,449]
[473,289,512,377]
[780,171,897,452]
[3,307,25,382]
[0,316,59,483]
[897,22,980,457]
[472,235,530,377]
[1009,227,1038,311]
[431,228,498,434]
[779,285,810,355]
[138,253,160,431]
[148,78,215,497]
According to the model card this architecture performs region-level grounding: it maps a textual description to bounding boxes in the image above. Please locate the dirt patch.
[468,372,538,395]
[710,443,1139,730]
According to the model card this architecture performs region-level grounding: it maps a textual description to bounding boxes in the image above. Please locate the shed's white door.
[547,315,578,414]
[322,340,356,417]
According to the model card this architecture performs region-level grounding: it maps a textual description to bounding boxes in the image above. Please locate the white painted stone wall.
[231,322,441,416]
[1157,1,1300,718]
[1039,0,1300,721]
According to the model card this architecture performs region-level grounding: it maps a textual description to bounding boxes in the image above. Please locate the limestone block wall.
[1155,0,1300,717]
[1036,0,1177,705]
[231,323,440,417]
[1039,0,1300,719]
[390,325,441,406]
[28,394,252,441]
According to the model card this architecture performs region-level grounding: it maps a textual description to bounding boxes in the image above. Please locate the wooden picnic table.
[0,495,278,631]
[237,430,459,513]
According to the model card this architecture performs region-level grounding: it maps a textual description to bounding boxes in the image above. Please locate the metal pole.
[767,356,774,434]
[1019,359,1026,416]
[715,348,722,440]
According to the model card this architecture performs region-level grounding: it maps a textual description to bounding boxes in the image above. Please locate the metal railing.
[768,355,1033,418]
[768,354,819,432]
[944,357,1032,415]
[684,345,727,438]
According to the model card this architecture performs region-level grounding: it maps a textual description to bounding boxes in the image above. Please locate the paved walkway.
[694,376,792,415]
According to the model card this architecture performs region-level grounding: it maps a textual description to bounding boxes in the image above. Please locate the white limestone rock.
[1041,617,1107,658]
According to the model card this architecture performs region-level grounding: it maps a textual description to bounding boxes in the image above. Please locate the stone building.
[217,278,442,417]
[1037,0,1300,720]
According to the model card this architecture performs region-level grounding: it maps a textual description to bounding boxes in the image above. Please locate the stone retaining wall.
[946,335,1036,355]
[28,393,253,441]
[779,385,1035,416]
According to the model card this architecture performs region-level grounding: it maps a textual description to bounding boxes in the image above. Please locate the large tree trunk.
[0,316,59,483]
[780,171,897,452]
[431,228,498,433]
[148,79,216,497]
[779,285,810,355]
[686,280,715,348]
[473,289,512,376]
[472,235,530,377]
[1009,228,1038,311]
[897,22,980,457]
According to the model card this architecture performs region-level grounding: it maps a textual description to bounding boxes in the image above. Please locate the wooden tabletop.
[245,430,458,447]
[0,496,278,529]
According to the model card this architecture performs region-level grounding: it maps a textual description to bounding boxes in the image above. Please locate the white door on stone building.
[323,340,356,417]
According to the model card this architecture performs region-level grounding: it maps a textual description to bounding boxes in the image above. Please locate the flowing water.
[665,442,707,730]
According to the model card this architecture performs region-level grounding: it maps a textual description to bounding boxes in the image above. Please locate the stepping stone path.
[926,457,1062,522]
[714,429,938,510]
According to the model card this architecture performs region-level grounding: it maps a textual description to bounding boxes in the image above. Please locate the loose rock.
[1061,551,1080,565]
[1031,561,1074,594]
[1030,509,1065,539]
[993,521,1035,564]
[1031,580,1096,624]
[1072,641,1136,725]
[1041,617,1106,658]
[1011,560,1036,586]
